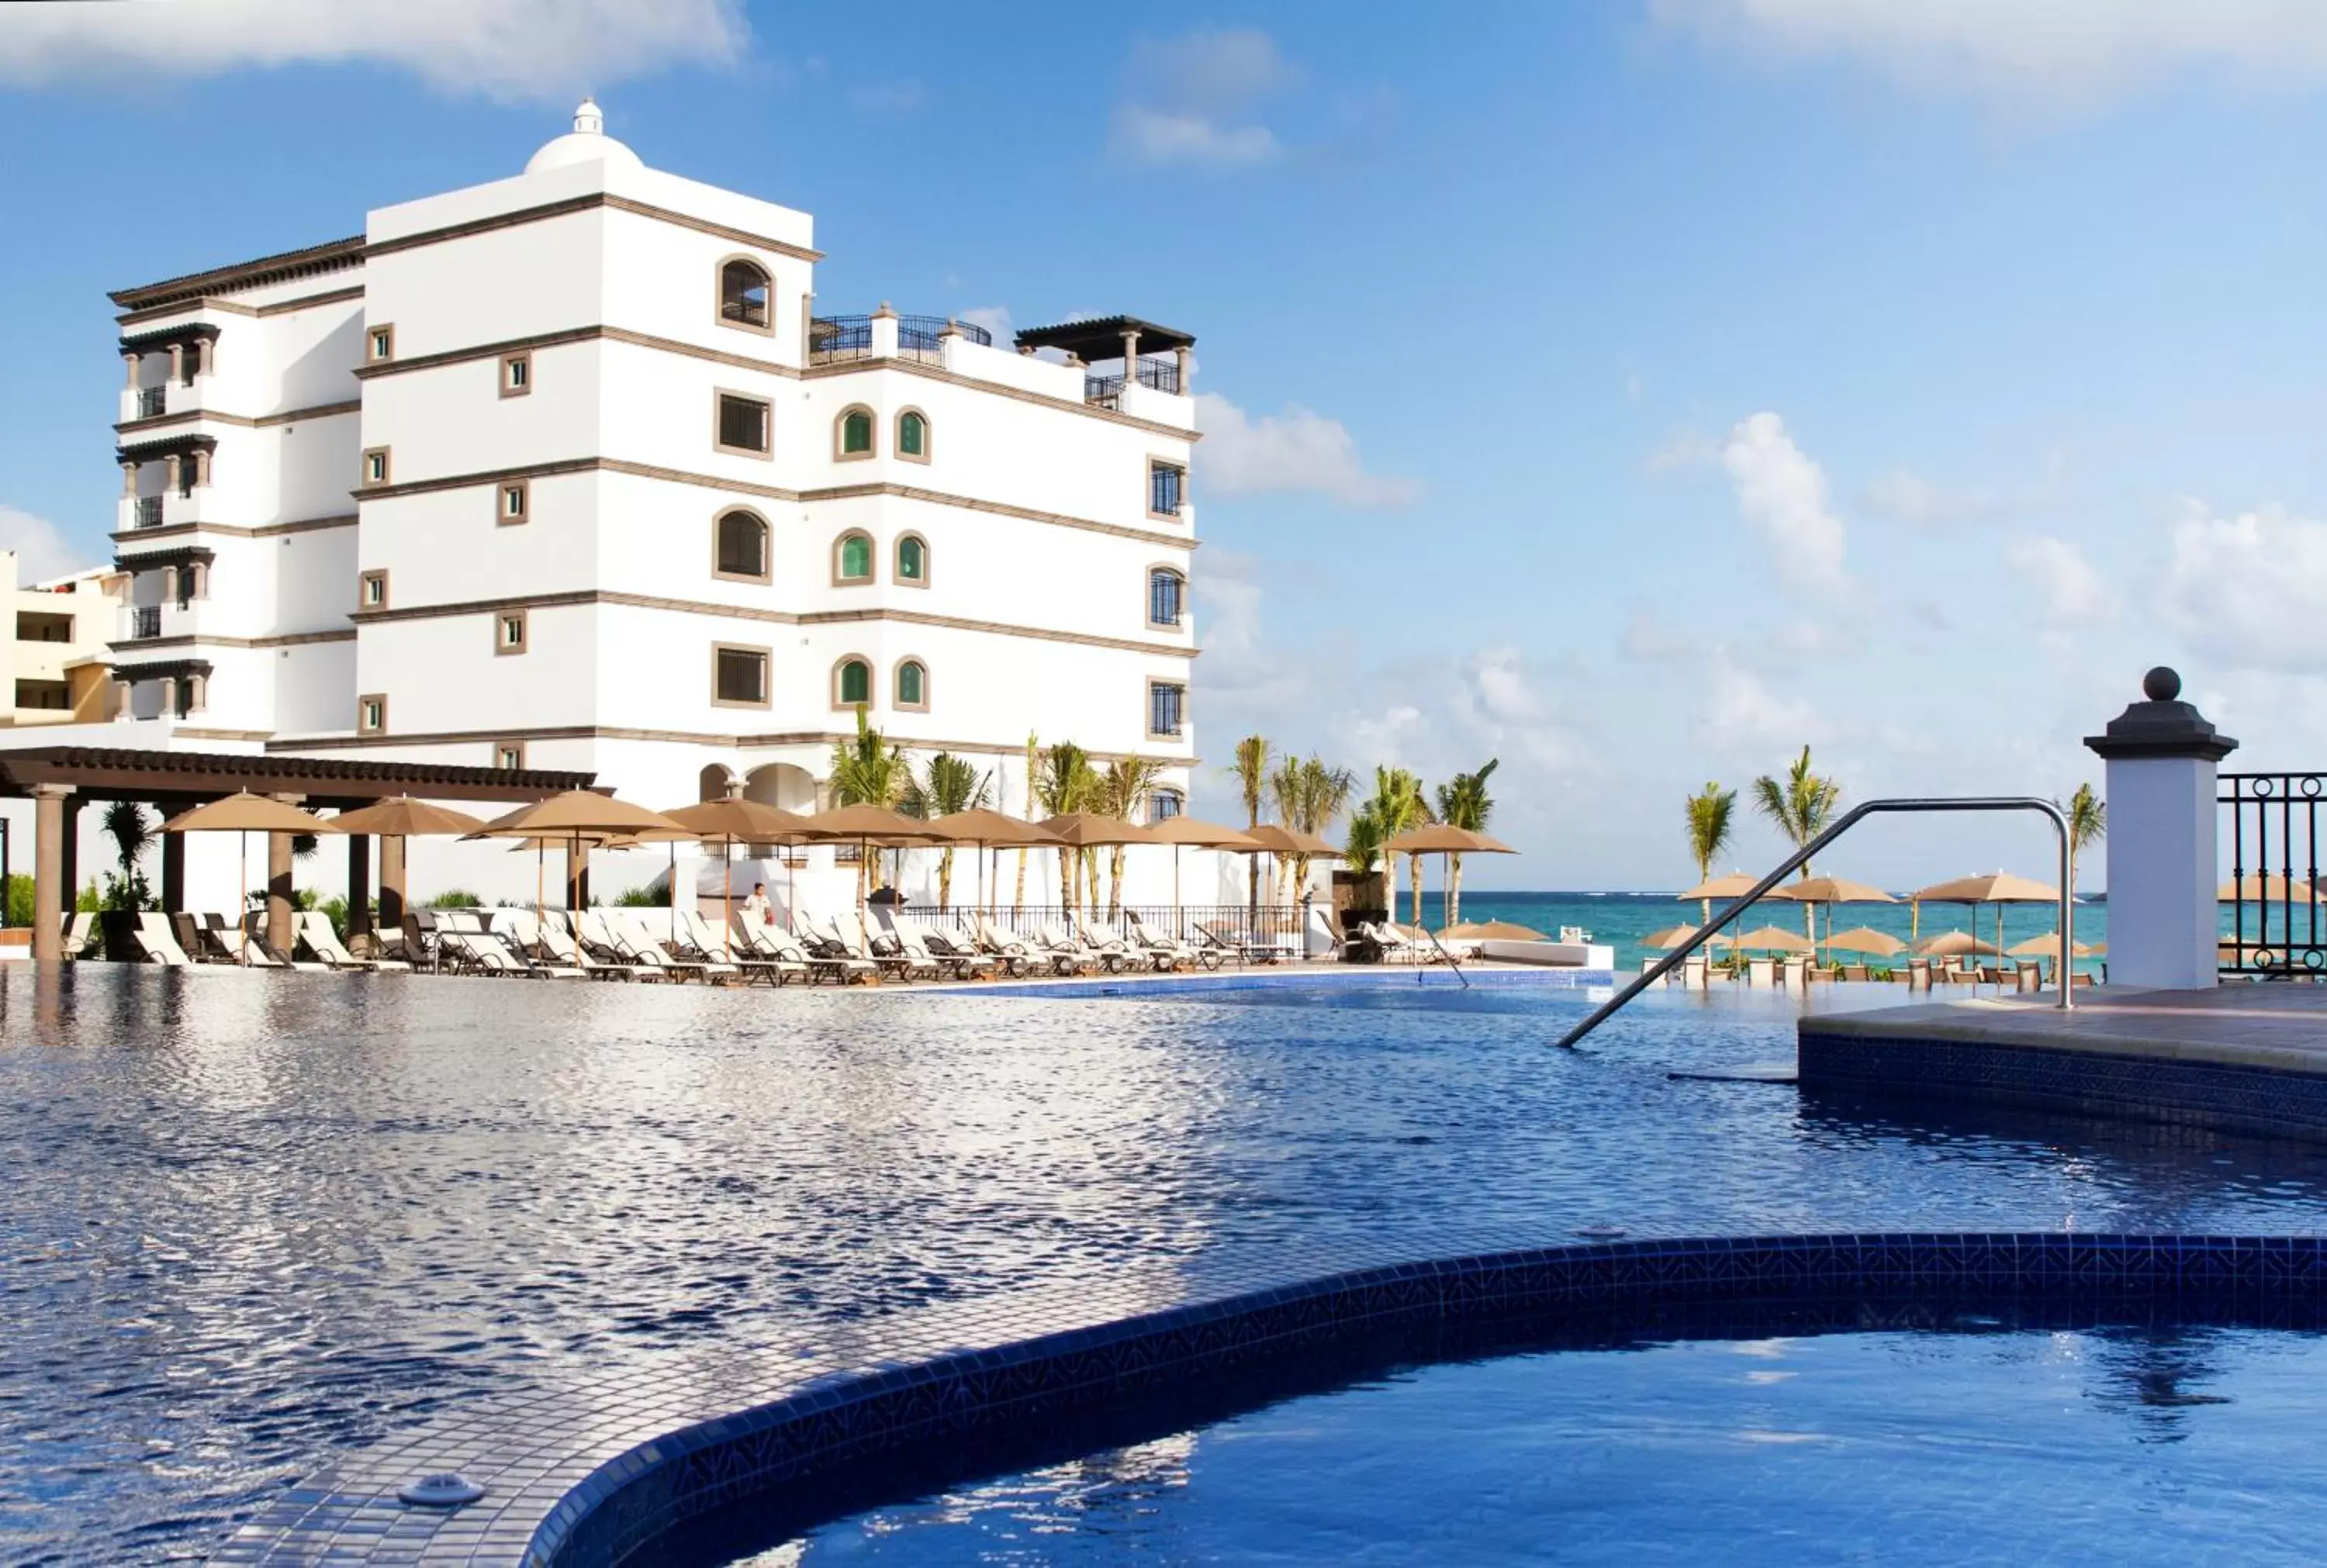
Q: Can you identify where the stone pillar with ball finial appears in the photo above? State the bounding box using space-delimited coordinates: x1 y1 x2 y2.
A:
2084 667 2239 990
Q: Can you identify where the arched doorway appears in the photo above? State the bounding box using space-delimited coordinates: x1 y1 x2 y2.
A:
699 762 736 802
742 763 818 858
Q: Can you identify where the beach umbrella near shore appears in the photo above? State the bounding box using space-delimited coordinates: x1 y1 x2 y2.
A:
1781 874 1895 965
1728 924 1814 954
1825 927 1907 958
1914 929 2000 958
1914 870 2060 964
1639 923 1702 950
662 796 815 956
1245 824 1341 910
1441 919 1547 943
795 803 949 922
1385 824 1516 933
921 808 1062 920
1140 817 1261 931
160 793 343 965
2218 872 2322 903
468 790 693 934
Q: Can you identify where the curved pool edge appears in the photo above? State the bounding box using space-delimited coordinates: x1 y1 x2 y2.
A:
515 1232 2327 1568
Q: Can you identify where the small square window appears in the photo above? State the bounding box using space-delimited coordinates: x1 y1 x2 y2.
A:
500 352 531 398
500 480 529 525
493 741 527 771
715 391 772 457
495 610 528 656
367 325 394 363
713 644 770 706
362 447 391 487
358 693 387 734
1147 680 1186 739
358 569 389 610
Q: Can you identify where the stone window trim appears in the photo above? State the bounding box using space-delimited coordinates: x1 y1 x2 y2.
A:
358 568 389 611
494 607 529 657
831 654 875 712
500 351 532 398
892 656 930 713
712 507 773 585
713 388 774 459
1149 786 1186 822
362 447 392 488
1146 678 1188 741
358 692 389 735
1147 458 1188 521
832 529 876 586
715 254 776 337
1146 562 1187 630
834 404 877 462
498 478 531 526
711 641 773 709
367 323 395 364
894 531 931 589
492 739 528 771
894 406 931 465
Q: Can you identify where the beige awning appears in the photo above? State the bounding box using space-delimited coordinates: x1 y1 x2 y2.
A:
328 796 490 838
1639 923 1703 949
794 803 950 844
1677 872 1803 901
920 808 1063 848
1442 919 1548 941
660 797 815 842
162 791 341 835
2007 931 2101 958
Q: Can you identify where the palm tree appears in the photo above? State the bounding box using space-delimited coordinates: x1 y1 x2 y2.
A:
1685 782 1737 923
828 708 910 908
99 800 154 911
1226 734 1274 910
1433 759 1499 927
1034 741 1098 914
1752 746 1841 941
1098 756 1164 917
1014 730 1037 915
1283 756 1355 903
901 753 990 910
1356 766 1428 922
2065 782 2106 894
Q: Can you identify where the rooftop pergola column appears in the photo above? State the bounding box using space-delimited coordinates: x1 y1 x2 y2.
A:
1119 326 1140 388
266 793 303 955
123 351 140 390
29 784 73 963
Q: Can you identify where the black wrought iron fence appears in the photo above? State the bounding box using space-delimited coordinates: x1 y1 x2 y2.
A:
2220 772 2327 974
811 313 991 365
1134 356 1180 393
904 901 1307 949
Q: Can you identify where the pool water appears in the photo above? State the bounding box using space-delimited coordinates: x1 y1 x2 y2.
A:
772 1326 2327 1566
9 967 2327 1561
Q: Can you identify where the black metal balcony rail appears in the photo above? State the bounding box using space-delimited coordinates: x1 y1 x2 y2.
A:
133 385 166 419
130 606 162 640
2220 772 2327 975
1136 356 1181 393
809 314 993 365
132 496 164 529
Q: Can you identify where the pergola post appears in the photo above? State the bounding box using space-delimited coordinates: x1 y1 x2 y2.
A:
31 784 72 962
568 841 590 911
58 796 79 915
266 793 302 955
347 833 372 938
379 834 406 938
161 829 185 913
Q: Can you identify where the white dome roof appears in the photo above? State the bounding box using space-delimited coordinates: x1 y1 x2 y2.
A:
526 99 644 176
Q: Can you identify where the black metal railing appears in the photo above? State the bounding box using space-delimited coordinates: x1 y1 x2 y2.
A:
1136 356 1180 393
810 313 992 365
134 385 166 418
133 496 164 529
2220 772 2327 975
904 901 1305 950
130 606 161 640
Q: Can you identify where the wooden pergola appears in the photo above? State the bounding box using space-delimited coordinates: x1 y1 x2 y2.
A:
0 746 595 962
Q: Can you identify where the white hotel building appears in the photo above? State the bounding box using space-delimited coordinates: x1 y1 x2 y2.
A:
44 104 1203 905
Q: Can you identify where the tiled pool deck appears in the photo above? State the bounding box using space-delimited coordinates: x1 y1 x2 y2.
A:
1800 983 2327 1140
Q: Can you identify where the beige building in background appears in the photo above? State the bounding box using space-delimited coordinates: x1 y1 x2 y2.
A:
2 552 120 726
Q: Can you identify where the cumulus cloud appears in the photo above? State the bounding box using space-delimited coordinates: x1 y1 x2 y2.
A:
2007 534 2114 625
1113 29 1291 165
1648 0 2327 108
1693 660 1831 754
2162 504 2327 672
0 0 747 102
1860 468 2031 527
1195 392 1419 507
0 505 87 584
1720 412 1851 596
956 306 1012 343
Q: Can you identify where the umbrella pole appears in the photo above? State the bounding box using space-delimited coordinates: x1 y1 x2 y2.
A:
238 830 248 965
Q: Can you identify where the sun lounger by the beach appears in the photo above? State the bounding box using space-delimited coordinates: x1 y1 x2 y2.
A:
296 910 411 972
738 920 863 984
60 912 100 960
129 912 193 966
1191 920 1278 967
888 915 994 979
829 914 933 982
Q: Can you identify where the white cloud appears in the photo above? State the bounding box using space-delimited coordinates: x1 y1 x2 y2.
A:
1860 468 2029 527
1693 660 1831 754
1195 392 1419 507
0 506 87 585
1113 29 1291 166
2007 534 2114 625
1720 412 1851 597
957 306 1012 344
1648 0 2327 108
0 0 747 102
1619 610 1699 665
2162 504 2327 672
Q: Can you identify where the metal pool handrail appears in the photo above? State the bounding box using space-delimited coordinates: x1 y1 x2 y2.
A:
1421 924 1469 988
1554 796 2074 1052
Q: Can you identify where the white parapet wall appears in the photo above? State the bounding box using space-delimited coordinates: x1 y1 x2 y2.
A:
2086 667 2239 992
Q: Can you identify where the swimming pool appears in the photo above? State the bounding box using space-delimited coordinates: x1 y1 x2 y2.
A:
7 966 2327 1562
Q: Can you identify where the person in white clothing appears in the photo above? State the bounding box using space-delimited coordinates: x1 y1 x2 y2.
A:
740 882 772 926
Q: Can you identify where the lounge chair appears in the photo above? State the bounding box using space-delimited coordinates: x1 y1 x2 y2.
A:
576 910 676 979
829 914 933 982
1679 954 1710 989
1038 920 1120 973
678 910 790 985
1193 920 1280 967
923 917 1018 976
1746 957 1775 986
739 920 865 984
487 910 587 979
888 915 994 980
60 912 102 960
1841 964 1871 983
614 909 735 983
129 912 194 966
296 910 412 972
1128 913 1222 972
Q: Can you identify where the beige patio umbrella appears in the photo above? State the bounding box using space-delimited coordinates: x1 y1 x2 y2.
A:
1036 813 1157 923
331 799 492 945
795 802 950 920
1385 823 1516 931
1729 924 1814 954
1142 817 1260 931
1914 870 2061 962
1443 919 1547 942
662 796 817 956
469 790 693 931
1914 929 2000 958
1783 874 1896 964
919 807 1062 924
160 793 343 965
1640 923 1701 950
1677 871 1805 926
1825 927 1907 958
2218 872 2322 903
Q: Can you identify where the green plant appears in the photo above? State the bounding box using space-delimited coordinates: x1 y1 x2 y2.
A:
4 873 33 927
614 884 668 907
2065 782 2106 893
428 889 482 909
1350 766 1426 916
75 884 102 914
1434 759 1499 927
1097 755 1163 918
903 752 991 910
1034 740 1100 914
1685 781 1737 923
98 801 155 911
1271 755 1354 901
1226 734 1274 908
829 706 912 903
319 896 375 941
1753 746 1842 940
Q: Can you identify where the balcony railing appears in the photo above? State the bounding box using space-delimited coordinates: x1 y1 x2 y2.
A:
133 496 164 529
133 385 166 419
808 313 993 366
904 902 1306 950
130 606 162 641
1084 356 1181 407
2221 772 2327 974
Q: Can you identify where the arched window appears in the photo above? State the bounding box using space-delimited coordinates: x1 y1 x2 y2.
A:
895 534 928 585
1148 567 1184 627
834 531 873 584
895 658 928 710
896 409 929 461
836 406 875 459
714 509 769 581
718 258 771 330
1150 788 1185 822
835 657 873 708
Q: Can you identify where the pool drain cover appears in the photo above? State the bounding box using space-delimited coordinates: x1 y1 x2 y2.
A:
399 1472 486 1508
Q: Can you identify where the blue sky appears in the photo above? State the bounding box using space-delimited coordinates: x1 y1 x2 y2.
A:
6 1 2327 887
